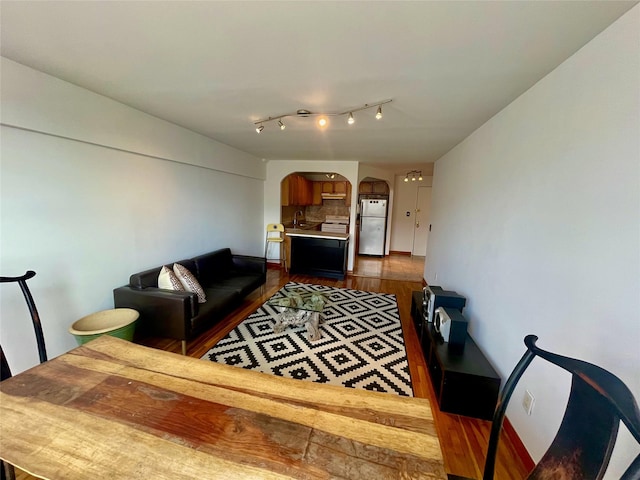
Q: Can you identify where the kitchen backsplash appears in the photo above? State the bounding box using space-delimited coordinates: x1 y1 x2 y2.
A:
281 201 350 224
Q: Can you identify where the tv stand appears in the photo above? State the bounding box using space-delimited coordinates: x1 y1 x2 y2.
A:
411 291 500 420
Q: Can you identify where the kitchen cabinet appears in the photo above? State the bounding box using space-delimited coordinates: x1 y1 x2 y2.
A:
282 174 313 206
312 182 323 205
288 233 349 280
359 181 389 195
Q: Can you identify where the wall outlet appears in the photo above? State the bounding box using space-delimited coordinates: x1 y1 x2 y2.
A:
522 389 535 416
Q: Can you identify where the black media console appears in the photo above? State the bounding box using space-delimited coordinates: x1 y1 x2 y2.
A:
411 291 500 420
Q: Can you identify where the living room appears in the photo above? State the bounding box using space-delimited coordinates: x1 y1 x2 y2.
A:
1 2 638 478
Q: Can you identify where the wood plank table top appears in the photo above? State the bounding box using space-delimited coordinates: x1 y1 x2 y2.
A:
0 336 446 479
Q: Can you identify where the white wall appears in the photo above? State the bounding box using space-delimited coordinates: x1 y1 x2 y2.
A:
425 6 639 477
264 160 359 270
390 175 433 253
0 59 265 375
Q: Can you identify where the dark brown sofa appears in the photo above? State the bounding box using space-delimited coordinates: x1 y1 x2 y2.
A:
113 248 266 354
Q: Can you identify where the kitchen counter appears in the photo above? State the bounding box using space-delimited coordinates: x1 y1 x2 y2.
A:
286 231 350 279
286 229 349 241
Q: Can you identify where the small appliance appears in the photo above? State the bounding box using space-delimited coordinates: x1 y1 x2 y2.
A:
321 215 349 233
434 307 469 353
422 285 466 324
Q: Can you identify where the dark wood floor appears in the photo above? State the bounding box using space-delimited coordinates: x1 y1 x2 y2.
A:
16 255 530 480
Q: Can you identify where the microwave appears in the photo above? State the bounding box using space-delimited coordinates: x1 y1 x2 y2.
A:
422 285 466 324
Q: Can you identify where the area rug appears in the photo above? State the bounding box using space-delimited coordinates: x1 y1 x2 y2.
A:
201 282 413 397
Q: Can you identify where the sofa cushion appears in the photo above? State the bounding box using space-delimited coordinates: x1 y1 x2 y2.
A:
173 263 206 303
129 258 197 289
158 266 185 291
192 248 234 286
209 273 264 298
191 287 239 334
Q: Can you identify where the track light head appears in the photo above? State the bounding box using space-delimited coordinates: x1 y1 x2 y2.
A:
256 125 264 133
403 170 423 184
375 105 383 120
347 112 355 125
278 120 285 130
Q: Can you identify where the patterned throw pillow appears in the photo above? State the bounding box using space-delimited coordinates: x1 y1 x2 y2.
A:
173 263 207 303
158 266 185 291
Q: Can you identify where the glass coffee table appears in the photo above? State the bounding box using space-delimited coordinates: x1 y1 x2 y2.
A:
267 288 327 341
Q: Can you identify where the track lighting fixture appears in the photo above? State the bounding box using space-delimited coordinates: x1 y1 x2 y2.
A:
325 173 336 179
404 170 423 183
253 99 391 133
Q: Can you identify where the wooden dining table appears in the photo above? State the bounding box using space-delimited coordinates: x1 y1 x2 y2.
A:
0 336 446 479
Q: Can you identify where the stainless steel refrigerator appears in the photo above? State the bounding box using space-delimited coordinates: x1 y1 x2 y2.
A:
359 199 387 255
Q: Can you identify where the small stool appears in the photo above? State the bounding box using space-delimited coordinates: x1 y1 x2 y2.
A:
265 223 287 271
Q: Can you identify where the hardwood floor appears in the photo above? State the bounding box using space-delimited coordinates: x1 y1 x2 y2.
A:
15 254 530 479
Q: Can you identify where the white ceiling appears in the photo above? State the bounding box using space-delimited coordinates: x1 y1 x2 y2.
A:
1 1 636 173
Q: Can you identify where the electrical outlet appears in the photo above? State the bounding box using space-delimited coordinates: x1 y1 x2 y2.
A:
522 390 535 416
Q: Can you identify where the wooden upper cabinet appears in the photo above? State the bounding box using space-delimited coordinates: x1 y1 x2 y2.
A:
282 174 314 206
281 176 291 206
373 181 389 194
359 182 373 194
312 182 323 205
345 182 352 206
333 182 347 194
359 181 389 195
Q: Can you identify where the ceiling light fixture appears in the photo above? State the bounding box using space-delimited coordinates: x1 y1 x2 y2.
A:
326 173 336 179
253 99 391 133
404 170 423 183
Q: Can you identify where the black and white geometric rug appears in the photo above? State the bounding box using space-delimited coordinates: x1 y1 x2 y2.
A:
201 282 413 397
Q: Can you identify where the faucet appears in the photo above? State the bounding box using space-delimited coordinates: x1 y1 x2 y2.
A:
293 210 303 227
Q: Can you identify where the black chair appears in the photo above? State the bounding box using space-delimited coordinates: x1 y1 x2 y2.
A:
449 335 640 480
1 270 48 480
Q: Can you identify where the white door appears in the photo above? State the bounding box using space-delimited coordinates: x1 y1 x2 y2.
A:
412 186 432 256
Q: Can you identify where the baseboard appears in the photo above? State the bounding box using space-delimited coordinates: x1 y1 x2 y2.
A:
389 250 411 256
503 416 535 472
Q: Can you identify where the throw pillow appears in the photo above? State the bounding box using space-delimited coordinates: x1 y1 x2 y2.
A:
158 266 185 291
173 263 207 303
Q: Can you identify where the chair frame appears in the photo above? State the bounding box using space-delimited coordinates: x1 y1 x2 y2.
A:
265 223 287 272
1 270 47 480
481 335 640 480
0 270 47 368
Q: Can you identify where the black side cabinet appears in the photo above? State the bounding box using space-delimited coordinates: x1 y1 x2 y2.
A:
289 235 349 280
411 291 500 420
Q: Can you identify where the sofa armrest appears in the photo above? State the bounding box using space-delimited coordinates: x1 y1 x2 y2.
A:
113 286 198 341
231 255 267 274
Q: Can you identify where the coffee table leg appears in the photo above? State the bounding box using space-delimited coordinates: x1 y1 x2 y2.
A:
306 312 321 341
273 309 286 333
